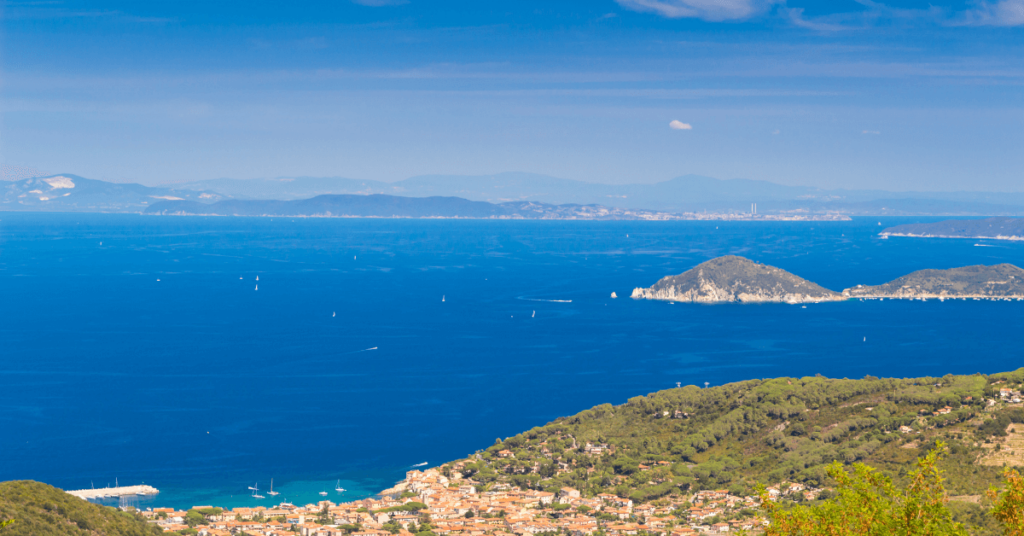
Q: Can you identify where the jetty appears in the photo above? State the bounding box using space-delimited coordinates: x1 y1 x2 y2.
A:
66 485 159 500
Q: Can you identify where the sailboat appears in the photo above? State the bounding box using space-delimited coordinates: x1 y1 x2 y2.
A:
335 480 345 492
268 478 279 496
255 284 258 291
442 295 445 302
319 488 328 496
531 310 535 318
252 483 265 499
332 312 336 317
256 275 259 281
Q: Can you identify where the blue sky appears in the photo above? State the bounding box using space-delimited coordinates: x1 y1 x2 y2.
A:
1 0 1022 190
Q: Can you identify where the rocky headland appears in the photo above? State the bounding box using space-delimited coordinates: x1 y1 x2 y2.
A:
843 264 1024 300
630 255 844 304
632 256 1024 304
881 217 1024 241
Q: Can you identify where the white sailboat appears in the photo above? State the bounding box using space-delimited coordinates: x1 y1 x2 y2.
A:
332 312 336 317
256 275 259 281
252 483 264 499
335 480 345 492
442 295 445 302
268 478 279 496
319 488 328 496
255 284 258 291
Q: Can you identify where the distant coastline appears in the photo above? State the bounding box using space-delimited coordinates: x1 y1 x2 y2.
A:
882 232 1024 241
145 211 852 222
881 217 1024 241
143 194 852 221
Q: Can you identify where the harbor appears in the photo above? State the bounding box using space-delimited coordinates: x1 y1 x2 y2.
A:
66 484 159 500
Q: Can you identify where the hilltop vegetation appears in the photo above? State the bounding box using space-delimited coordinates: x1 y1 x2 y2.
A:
844 264 1024 299
445 370 1024 504
0 480 161 536
633 255 1024 303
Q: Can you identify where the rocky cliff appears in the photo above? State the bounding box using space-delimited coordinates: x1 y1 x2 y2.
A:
631 256 844 304
843 264 1024 299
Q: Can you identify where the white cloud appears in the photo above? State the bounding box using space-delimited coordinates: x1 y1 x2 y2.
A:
959 0 1024 26
862 130 881 135
772 129 781 135
351 0 408 6
784 8 853 31
615 0 778 21
619 0 1022 30
669 120 693 130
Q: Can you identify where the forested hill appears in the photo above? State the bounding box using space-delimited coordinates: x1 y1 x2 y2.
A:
0 480 161 535
445 370 1024 501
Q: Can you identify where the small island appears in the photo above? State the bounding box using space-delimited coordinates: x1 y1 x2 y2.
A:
633 257 1024 304
881 217 1024 241
843 264 1024 300
630 256 844 304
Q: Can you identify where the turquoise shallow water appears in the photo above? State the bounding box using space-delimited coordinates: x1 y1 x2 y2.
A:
2 213 1023 509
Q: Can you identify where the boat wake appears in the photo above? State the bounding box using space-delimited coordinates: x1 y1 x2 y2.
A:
411 462 428 467
517 297 572 303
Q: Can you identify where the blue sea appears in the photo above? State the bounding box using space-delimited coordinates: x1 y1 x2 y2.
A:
3 213 1024 509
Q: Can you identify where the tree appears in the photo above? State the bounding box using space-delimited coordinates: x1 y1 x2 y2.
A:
184 510 206 527
989 468 1024 536
759 443 967 536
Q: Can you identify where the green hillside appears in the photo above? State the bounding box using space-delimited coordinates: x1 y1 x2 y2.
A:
448 370 1024 502
0 480 161 536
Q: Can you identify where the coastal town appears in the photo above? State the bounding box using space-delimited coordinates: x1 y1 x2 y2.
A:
142 467 804 536
134 380 1024 536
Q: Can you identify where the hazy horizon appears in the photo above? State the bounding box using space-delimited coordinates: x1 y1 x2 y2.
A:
2 1 1022 191
9 170 1024 195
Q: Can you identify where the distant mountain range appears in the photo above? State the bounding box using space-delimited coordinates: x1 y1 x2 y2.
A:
1 174 222 212
166 172 1024 216
5 172 1024 217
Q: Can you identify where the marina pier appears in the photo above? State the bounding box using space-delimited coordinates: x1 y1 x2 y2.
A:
66 485 159 500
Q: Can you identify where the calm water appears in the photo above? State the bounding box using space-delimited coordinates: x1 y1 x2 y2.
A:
2 213 1023 509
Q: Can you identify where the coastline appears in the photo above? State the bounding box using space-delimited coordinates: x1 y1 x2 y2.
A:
845 294 1024 301
880 232 1024 241
630 286 847 304
144 211 853 222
